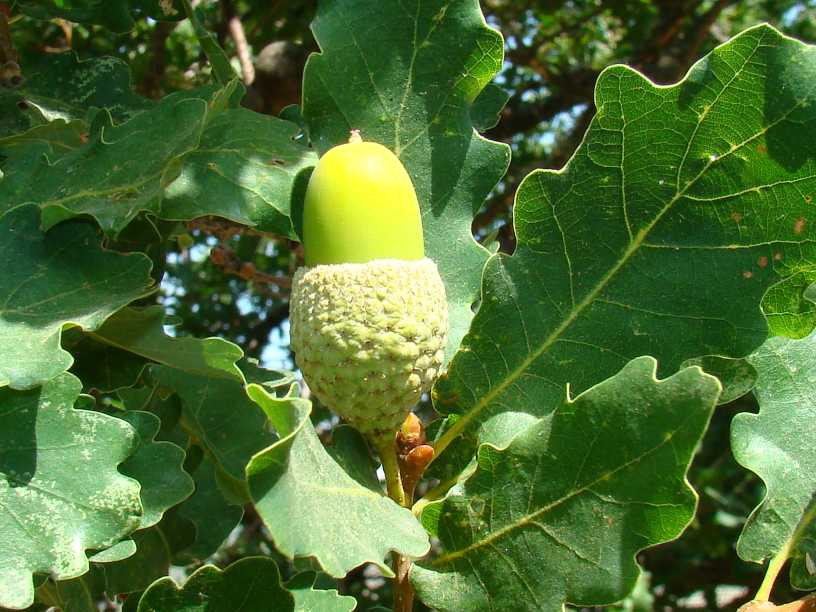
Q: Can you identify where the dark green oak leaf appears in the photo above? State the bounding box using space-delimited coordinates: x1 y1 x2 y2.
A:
0 120 86 162
0 205 154 390
86 306 244 382
285 572 356 612
0 91 208 232
117 411 194 529
302 0 511 360
325 424 381 492
432 24 816 465
136 556 295 612
68 336 148 393
2 76 312 236
412 357 720 611
19 0 184 33
152 366 276 485
162 108 317 236
0 52 151 140
0 374 142 610
246 385 429 578
174 450 244 565
733 329 816 590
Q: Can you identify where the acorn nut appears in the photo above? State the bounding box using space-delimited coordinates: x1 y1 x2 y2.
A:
290 131 448 443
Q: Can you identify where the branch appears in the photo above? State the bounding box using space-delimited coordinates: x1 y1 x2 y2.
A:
142 20 175 97
677 0 734 78
0 7 20 86
221 0 255 85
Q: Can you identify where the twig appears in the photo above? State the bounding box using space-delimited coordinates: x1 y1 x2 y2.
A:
222 0 255 85
209 245 291 290
754 500 816 602
0 7 20 86
755 545 791 602
373 435 415 612
0 8 16 64
143 21 174 97
375 437 406 507
677 0 733 78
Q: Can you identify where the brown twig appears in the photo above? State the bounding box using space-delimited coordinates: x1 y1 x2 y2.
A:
221 0 255 84
0 7 20 86
0 7 16 63
142 20 175 97
676 0 733 79
209 245 291 290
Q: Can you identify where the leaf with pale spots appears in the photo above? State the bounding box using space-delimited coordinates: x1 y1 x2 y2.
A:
302 0 511 360
0 373 142 610
0 205 155 391
733 329 816 590
433 24 816 467
0 52 152 142
37 510 198 607
412 358 720 611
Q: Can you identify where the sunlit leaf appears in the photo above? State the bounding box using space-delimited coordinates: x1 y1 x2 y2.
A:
412 358 720 610
246 385 429 578
733 329 816 590
0 205 154 390
302 0 511 359
0 374 142 609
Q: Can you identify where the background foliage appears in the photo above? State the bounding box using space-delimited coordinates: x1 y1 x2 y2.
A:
1 1 815 610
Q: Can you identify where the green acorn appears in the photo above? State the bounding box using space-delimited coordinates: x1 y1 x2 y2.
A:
290 131 447 444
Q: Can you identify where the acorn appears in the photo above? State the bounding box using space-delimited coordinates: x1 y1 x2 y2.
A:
290 131 447 444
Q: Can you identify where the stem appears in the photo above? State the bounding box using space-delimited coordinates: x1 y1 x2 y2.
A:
376 437 406 507
0 9 17 66
222 0 255 84
755 544 791 602
755 499 816 602
392 551 415 612
373 436 414 612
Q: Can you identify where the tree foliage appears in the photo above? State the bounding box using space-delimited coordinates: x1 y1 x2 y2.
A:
1 1 815 611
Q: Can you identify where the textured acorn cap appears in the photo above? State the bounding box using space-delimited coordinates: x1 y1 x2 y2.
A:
290 258 447 441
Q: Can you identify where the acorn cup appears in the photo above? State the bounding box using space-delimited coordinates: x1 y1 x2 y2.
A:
290 131 448 446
